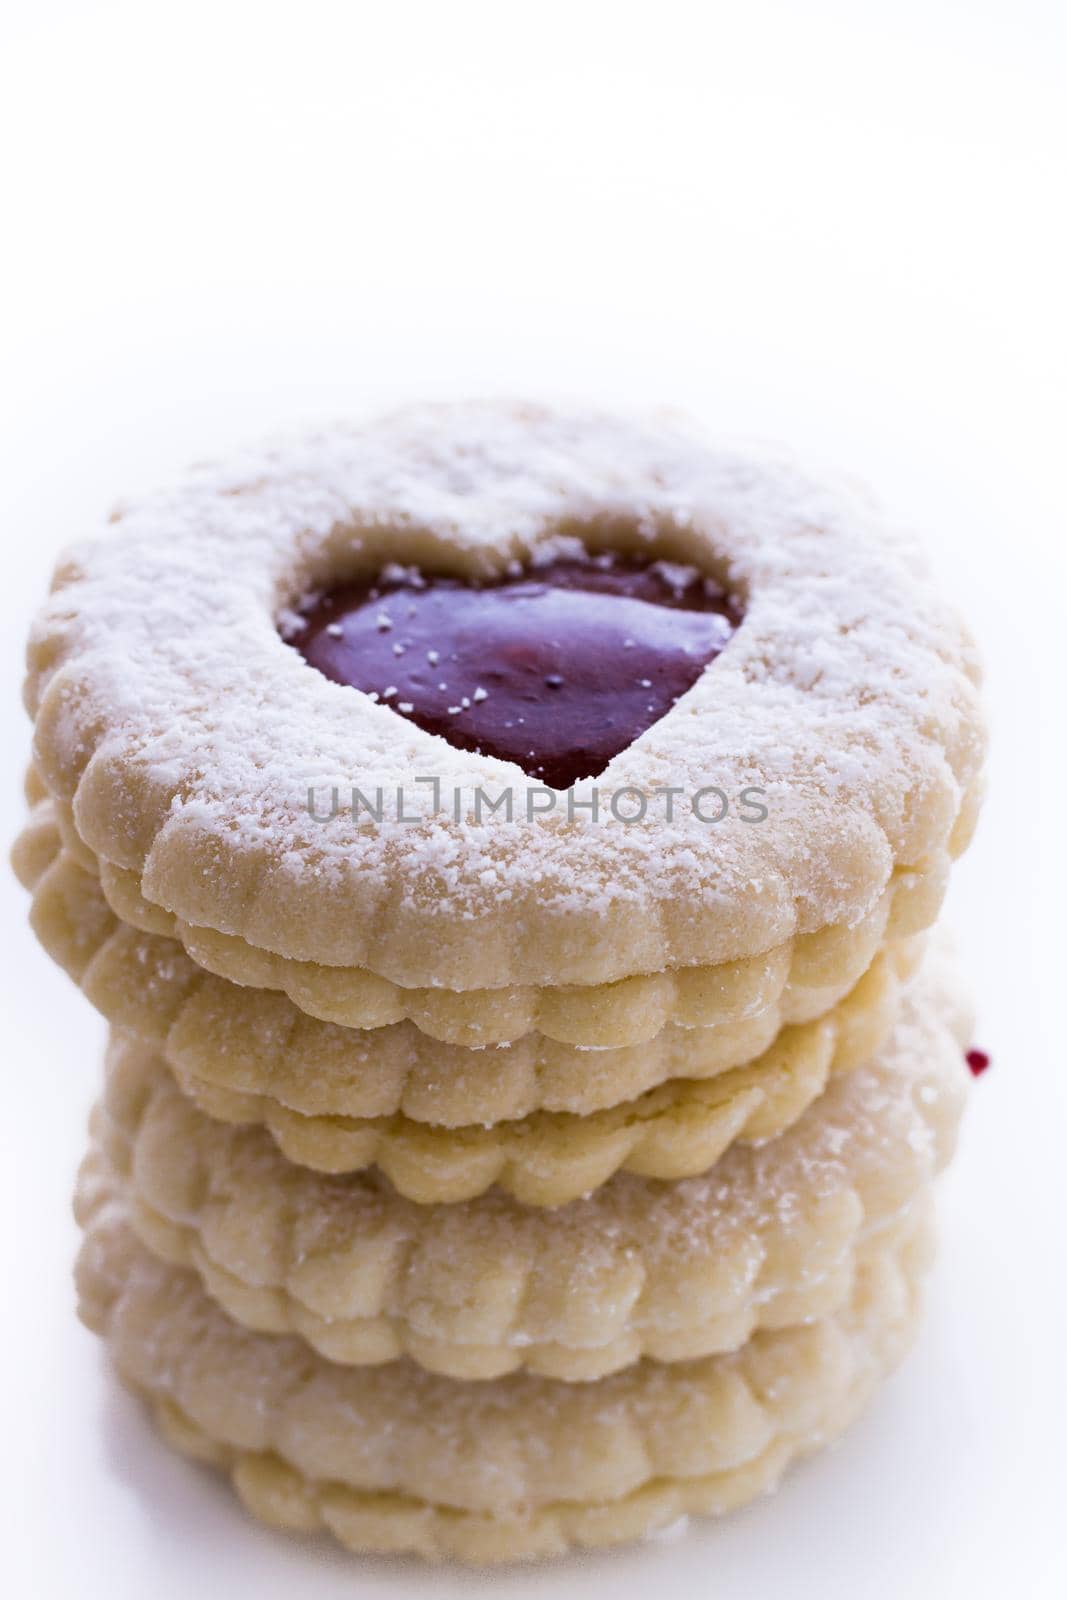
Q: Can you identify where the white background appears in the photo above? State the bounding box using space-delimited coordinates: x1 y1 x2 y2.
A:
2 2 1065 1596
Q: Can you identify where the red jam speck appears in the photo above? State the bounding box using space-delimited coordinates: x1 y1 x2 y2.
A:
965 1048 991 1078
287 554 741 788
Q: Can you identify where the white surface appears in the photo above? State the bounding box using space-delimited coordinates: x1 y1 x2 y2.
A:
1 2 1065 1596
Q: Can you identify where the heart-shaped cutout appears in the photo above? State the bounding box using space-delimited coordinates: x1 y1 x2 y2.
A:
287 553 741 788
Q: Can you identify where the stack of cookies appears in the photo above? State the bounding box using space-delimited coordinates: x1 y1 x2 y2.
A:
13 405 986 1563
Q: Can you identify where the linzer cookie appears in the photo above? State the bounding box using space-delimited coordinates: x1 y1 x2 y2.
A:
81 958 968 1378
76 1191 932 1564
25 403 983 1008
82 937 914 1203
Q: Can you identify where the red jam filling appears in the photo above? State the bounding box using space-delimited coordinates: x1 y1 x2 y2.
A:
287 554 741 788
965 1048 991 1079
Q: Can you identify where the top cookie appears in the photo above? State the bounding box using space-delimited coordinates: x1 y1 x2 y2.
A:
26 403 985 991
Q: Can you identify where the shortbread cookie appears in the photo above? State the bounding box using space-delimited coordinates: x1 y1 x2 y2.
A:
76 1186 931 1563
81 960 968 1375
82 909 921 1203
27 404 984 1003
18 793 946 1048
83 943 906 1201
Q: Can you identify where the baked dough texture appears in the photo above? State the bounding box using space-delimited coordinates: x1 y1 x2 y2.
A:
80 963 968 1377
76 1187 931 1563
25 403 986 994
